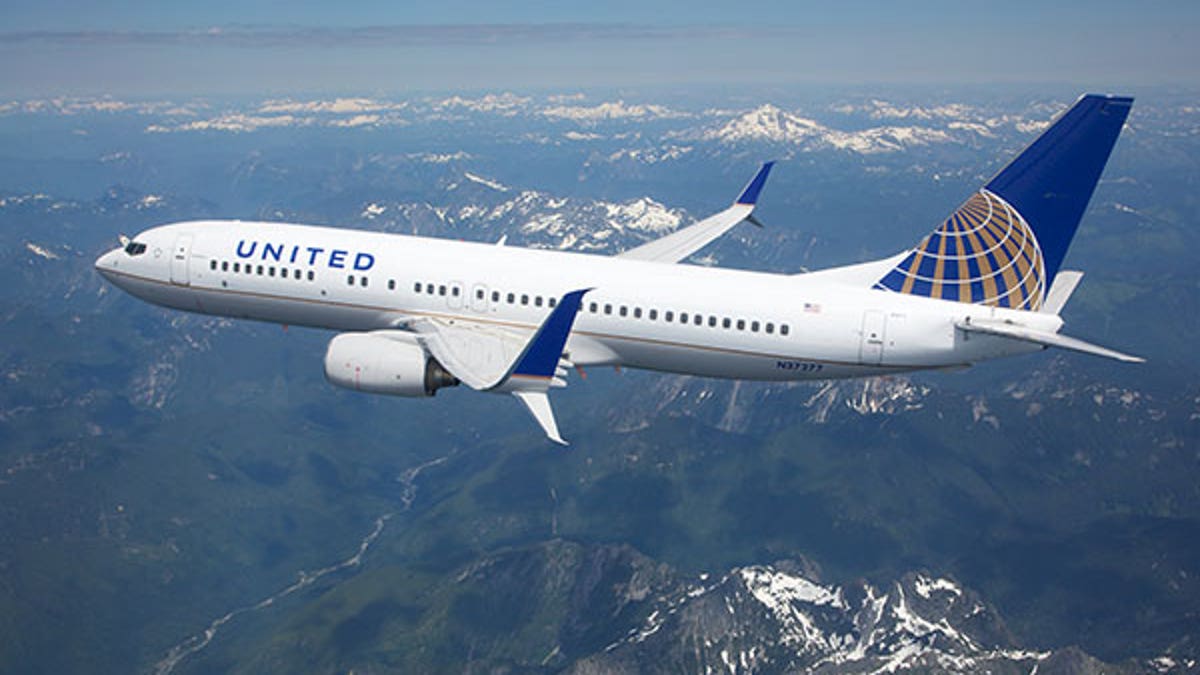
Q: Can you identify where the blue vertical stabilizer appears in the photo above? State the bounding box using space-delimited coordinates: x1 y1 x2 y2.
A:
985 94 1132 283
875 94 1132 311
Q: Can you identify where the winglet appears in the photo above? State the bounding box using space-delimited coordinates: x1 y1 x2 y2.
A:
510 289 591 379
513 391 567 445
735 161 775 205
617 163 774 263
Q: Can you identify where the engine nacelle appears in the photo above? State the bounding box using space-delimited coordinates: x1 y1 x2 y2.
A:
324 332 458 397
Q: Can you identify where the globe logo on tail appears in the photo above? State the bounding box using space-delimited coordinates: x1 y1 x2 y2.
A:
874 189 1046 311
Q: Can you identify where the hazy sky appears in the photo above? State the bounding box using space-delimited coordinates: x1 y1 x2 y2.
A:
1 1 1196 96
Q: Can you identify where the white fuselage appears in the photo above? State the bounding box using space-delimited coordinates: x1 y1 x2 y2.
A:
95 220 1055 382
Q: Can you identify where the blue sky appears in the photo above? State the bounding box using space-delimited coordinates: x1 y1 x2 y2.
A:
1 1 1196 96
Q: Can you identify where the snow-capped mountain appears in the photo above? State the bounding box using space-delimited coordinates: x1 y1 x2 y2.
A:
829 100 978 121
577 562 1080 674
542 100 687 123
355 170 687 253
689 104 953 154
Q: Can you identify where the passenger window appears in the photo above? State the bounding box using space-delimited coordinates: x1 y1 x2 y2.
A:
307 270 314 281
781 325 790 336
604 304 612 315
507 293 515 303
347 275 354 285
549 298 557 308
209 260 217 271
257 265 264 275
736 319 745 330
708 316 717 327
222 261 229 272
414 282 422 293
426 283 435 294
452 287 459 297
679 312 688 323
619 306 628 317
723 318 731 329
476 288 484 300
633 307 642 319
766 322 774 334
751 321 760 332
361 277 368 287
665 311 673 322
438 285 446 296
389 280 396 291
492 291 500 302
233 262 240 272
535 296 543 307
589 302 598 313
649 309 657 320
521 294 529 305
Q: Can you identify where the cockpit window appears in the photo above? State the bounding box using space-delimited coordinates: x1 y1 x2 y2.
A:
124 241 147 256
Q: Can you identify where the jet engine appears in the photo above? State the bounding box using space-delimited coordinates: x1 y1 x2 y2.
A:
324 332 458 397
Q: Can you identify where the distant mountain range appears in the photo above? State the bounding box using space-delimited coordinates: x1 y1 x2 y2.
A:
1 89 1198 674
2 93 1066 156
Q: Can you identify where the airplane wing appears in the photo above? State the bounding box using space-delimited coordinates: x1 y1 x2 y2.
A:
617 162 774 264
410 289 592 444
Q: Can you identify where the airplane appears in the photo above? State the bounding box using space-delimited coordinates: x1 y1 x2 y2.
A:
95 94 1140 444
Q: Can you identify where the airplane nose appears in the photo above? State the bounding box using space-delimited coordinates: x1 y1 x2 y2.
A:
94 249 119 281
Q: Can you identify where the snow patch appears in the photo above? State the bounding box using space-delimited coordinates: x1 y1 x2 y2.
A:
25 242 60 260
361 203 387 219
563 130 603 141
432 92 530 115
463 172 510 192
147 114 309 133
543 100 683 122
602 197 682 233
606 145 693 164
740 567 844 609
913 575 962 599
408 151 471 163
329 114 381 128
258 98 397 114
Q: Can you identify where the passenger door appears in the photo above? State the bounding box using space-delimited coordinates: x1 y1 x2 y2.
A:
859 310 887 365
170 234 193 285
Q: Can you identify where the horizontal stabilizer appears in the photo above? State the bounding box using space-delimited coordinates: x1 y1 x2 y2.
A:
956 318 1143 363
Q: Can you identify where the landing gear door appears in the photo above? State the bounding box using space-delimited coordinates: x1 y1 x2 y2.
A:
859 310 887 365
170 234 193 286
